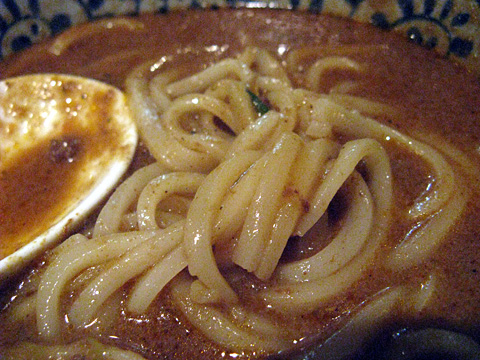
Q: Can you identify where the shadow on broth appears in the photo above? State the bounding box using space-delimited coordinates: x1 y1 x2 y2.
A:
1 7 480 360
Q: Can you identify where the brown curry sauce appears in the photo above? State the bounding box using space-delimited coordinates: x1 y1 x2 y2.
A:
0 9 479 359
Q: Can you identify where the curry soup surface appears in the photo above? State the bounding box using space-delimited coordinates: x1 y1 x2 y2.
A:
1 9 480 360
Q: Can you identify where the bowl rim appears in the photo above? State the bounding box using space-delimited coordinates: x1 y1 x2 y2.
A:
0 0 479 72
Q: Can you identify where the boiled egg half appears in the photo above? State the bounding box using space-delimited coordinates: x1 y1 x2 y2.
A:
0 74 137 281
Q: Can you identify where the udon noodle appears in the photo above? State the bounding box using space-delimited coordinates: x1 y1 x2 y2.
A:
1 10 480 360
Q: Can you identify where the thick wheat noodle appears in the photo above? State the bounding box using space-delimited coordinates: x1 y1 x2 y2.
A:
49 18 145 56
306 56 363 92
148 68 177 112
261 139 392 314
170 274 294 353
328 93 400 119
94 163 167 237
254 76 297 130
128 244 188 314
254 201 299 280
184 150 262 304
386 179 467 270
161 94 234 159
165 58 254 97
155 195 192 228
36 230 162 339
311 97 454 219
212 156 268 241
5 295 37 323
285 44 389 74
68 222 184 327
412 130 480 182
254 138 338 279
126 68 218 171
224 111 282 158
136 172 205 230
206 79 257 131
239 47 291 85
295 138 392 236
276 172 374 282
233 133 302 273
78 49 150 75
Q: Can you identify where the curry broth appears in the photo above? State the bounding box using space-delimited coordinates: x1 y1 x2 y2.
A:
0 9 480 359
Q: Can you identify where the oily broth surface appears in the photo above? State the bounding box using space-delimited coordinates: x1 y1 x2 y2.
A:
1 9 480 359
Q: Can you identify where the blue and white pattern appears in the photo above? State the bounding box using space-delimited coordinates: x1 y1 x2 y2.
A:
368 0 475 57
0 0 479 69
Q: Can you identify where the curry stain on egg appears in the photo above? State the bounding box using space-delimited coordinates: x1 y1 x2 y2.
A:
0 74 137 279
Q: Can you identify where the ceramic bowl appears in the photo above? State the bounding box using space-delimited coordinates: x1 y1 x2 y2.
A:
1 0 479 72
0 1 479 359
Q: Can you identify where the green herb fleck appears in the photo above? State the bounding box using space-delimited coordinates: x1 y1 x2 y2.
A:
246 89 270 116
